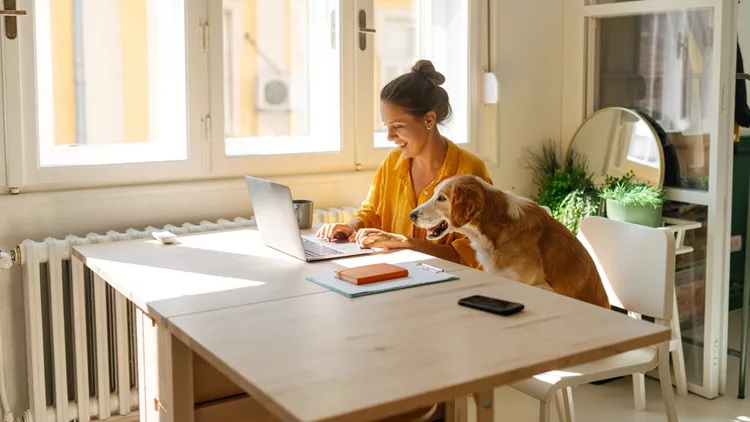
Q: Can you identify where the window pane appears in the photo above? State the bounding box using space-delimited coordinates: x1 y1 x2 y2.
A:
592 9 714 190
35 0 188 167
663 201 709 386
222 0 341 156
373 0 468 149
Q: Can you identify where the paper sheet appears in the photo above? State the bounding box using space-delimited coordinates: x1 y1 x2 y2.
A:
306 261 458 298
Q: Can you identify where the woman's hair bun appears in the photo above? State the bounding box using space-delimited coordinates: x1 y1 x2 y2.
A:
410 59 446 86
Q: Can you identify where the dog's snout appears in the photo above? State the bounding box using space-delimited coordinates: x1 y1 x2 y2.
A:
409 209 419 222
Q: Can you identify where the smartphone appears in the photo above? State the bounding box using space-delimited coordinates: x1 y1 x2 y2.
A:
458 295 525 316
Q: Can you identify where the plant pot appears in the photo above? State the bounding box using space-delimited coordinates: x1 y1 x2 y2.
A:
605 199 663 228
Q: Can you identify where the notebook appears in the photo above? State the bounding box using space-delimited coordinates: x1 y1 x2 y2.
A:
335 263 409 285
307 261 458 298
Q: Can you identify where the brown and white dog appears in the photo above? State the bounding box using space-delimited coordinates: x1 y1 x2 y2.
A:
409 174 610 308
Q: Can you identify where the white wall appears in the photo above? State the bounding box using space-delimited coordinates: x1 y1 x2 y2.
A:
0 0 563 414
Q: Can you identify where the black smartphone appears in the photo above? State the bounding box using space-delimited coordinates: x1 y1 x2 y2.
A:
458 295 525 316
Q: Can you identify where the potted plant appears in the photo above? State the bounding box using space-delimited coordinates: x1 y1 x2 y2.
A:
524 140 600 234
599 170 665 228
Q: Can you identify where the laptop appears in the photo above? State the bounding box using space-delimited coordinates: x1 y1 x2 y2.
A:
245 176 374 262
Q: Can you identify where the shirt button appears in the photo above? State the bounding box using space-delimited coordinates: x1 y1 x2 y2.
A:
423 191 428 195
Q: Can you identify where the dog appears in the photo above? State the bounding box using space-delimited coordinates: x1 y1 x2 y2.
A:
409 174 610 309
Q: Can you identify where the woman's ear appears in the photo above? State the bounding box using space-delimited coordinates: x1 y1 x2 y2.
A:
424 111 437 130
449 183 482 228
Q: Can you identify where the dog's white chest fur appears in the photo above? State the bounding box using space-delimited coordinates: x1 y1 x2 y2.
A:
463 226 520 281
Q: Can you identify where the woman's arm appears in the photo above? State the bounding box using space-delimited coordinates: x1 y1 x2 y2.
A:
347 218 365 231
406 239 461 263
352 166 384 230
355 229 461 263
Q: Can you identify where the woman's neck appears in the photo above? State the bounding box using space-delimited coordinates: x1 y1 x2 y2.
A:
412 133 448 173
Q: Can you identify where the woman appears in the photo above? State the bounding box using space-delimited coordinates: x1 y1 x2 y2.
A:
317 60 492 268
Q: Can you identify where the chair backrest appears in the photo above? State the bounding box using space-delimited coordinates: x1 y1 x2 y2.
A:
577 216 675 320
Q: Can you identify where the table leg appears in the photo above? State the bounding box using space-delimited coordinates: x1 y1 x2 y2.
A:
446 397 469 422
472 391 494 422
172 335 195 422
136 309 194 422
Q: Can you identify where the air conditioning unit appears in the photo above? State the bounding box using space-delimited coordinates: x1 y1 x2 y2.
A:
256 75 293 111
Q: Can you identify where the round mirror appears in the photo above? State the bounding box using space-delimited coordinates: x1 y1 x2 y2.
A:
567 107 664 188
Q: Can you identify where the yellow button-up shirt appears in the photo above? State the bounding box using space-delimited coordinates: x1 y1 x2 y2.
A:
353 139 492 268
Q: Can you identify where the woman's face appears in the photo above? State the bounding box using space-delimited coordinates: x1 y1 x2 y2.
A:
380 101 434 158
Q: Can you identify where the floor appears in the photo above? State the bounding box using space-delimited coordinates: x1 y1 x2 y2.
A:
490 310 750 422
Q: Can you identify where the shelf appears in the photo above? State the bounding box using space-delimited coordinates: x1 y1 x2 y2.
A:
676 246 694 255
659 217 702 256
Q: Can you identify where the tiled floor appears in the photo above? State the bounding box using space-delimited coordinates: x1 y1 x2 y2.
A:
492 310 750 422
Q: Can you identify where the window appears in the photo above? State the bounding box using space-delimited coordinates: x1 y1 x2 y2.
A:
593 8 715 190
626 120 660 169
221 0 341 157
34 0 188 167
1 0 485 190
2 0 204 188
372 0 470 149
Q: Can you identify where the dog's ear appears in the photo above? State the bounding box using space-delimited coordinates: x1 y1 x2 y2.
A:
449 182 482 228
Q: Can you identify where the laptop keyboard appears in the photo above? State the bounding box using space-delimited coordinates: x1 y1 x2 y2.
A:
302 238 344 258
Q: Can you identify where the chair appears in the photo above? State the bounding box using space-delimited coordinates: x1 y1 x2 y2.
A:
509 216 678 422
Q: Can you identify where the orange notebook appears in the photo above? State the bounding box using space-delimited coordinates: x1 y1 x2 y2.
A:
335 263 409 285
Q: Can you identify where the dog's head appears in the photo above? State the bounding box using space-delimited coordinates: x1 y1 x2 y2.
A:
409 174 486 240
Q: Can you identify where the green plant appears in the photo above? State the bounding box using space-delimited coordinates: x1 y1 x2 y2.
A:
680 175 709 190
599 170 665 207
524 140 600 233
555 189 600 234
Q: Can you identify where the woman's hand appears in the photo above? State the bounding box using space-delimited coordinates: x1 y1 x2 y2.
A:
316 223 356 242
355 229 410 250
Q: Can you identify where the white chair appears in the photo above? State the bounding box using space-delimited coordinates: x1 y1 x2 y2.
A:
509 216 678 422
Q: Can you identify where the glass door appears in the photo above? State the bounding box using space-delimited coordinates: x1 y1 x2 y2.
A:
569 0 737 398
355 0 476 169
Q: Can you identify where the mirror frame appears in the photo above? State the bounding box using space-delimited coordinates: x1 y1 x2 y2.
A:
565 106 666 189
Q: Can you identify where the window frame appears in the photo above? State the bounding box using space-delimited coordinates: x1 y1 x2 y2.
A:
355 0 488 170
206 0 357 178
0 0 492 191
1 0 207 190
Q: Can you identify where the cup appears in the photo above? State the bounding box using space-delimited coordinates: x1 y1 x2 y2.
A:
293 199 314 230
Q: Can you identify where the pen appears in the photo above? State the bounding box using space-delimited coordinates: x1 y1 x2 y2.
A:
417 263 443 273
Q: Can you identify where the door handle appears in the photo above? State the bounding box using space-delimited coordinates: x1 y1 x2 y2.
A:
358 9 376 51
2 0 27 40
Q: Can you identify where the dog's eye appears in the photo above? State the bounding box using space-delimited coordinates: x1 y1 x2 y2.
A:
437 195 447 202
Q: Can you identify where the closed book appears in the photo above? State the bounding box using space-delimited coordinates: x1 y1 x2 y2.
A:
335 263 409 285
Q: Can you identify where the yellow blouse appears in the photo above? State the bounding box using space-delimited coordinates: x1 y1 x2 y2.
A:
353 139 492 268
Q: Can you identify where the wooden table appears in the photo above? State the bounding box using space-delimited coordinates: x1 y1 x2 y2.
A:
72 227 671 422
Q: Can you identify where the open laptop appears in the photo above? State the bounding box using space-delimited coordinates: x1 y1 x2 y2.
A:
245 176 374 262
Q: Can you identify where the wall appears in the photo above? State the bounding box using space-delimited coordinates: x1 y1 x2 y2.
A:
0 0 563 414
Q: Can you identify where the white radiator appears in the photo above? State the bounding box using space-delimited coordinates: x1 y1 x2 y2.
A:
0 208 355 422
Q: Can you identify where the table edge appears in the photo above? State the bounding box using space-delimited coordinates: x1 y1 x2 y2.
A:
170 320 670 422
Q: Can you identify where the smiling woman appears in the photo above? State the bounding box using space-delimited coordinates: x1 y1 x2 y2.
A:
316 60 492 268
